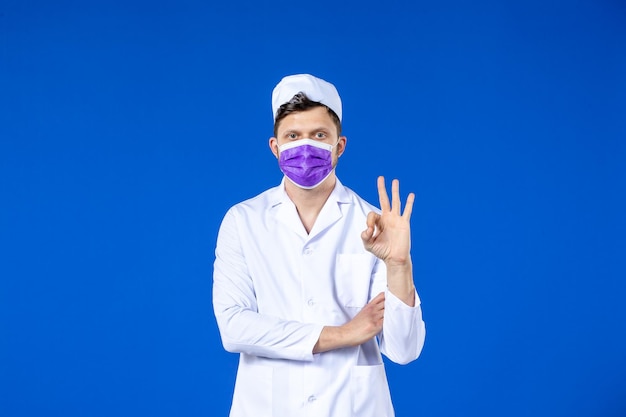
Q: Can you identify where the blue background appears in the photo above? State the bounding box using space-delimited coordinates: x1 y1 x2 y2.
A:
1 0 625 416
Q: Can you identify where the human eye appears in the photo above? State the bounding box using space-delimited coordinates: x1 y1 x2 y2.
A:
315 132 327 139
286 132 298 140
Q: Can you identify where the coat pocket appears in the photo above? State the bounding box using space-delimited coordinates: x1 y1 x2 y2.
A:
335 253 373 308
350 364 395 417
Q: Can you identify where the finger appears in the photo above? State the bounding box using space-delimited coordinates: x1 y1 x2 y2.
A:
377 176 390 212
391 179 401 215
402 192 415 220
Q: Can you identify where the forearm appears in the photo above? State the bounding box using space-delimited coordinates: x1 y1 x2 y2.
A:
386 260 416 307
313 291 386 354
313 326 350 354
313 323 368 354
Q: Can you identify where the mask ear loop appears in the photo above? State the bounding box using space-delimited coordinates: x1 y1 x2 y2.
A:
332 138 344 157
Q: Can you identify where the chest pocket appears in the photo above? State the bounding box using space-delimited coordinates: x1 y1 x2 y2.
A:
335 253 374 308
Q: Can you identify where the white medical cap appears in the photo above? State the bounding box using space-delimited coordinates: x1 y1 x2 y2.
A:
271 74 342 121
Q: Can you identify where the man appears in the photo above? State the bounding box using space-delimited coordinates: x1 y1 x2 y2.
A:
213 74 426 417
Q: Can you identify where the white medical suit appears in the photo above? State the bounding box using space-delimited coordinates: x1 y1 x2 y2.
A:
213 178 426 417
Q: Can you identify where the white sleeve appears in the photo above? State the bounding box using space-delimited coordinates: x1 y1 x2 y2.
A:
371 259 426 364
212 208 323 361
379 288 426 365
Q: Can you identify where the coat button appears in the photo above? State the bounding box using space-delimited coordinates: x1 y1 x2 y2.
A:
304 247 312 255
307 299 315 306
307 395 316 402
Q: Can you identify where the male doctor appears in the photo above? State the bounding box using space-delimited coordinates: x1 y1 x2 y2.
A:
213 73 426 417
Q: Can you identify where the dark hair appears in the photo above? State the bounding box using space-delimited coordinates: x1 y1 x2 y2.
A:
273 92 342 137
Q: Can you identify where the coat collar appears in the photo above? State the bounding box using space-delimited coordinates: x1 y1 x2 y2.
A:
269 176 352 239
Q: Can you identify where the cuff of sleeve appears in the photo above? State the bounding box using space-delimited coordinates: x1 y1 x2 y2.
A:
302 324 325 361
381 289 426 364
385 288 421 310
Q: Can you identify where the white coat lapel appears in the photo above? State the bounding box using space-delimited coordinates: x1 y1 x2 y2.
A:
271 186 309 238
308 179 352 240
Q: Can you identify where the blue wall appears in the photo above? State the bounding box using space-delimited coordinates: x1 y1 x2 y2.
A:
2 0 625 416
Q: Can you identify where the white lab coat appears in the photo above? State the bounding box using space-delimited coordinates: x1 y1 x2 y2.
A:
213 178 426 417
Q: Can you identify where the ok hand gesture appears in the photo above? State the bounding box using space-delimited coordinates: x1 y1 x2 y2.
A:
361 176 415 267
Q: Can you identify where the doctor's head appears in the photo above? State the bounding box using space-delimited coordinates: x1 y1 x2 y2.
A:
269 74 347 189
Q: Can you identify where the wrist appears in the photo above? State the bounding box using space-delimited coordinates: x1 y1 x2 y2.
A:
384 258 412 271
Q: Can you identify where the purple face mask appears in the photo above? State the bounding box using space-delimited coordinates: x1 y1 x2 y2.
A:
278 139 335 189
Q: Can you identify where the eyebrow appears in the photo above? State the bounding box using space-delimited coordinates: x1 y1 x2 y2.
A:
282 126 332 136
282 129 300 137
